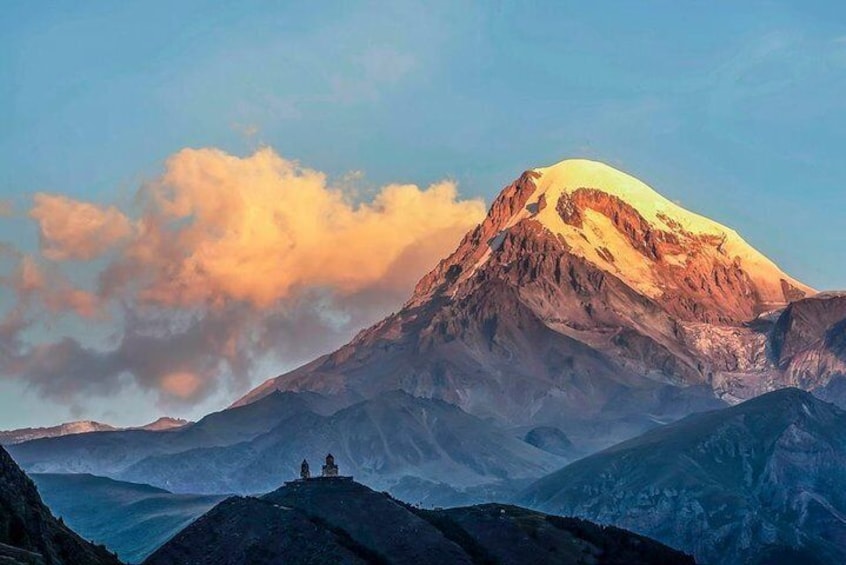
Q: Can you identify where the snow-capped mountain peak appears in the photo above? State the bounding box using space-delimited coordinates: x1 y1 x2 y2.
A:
413 158 812 323
523 159 813 305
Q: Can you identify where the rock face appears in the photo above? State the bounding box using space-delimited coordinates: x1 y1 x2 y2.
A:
235 159 836 450
0 446 121 565
144 477 693 565
518 388 846 565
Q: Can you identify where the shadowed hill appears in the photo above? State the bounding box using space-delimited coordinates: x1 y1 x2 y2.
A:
0 446 121 565
144 477 693 565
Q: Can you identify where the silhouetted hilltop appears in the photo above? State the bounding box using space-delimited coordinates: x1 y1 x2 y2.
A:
145 476 693 564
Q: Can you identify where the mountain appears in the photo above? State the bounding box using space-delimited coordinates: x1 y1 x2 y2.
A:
0 418 190 446
772 292 846 406
235 159 826 450
144 476 693 565
518 388 846 564
6 391 332 476
118 391 563 497
9 158 844 510
0 446 121 565
132 418 190 432
0 422 118 446
7 391 561 501
31 474 224 564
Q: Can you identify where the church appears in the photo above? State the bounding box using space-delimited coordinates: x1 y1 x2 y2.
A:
299 454 343 480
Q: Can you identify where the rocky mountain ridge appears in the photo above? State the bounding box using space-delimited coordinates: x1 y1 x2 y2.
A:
0 418 190 446
518 388 846 564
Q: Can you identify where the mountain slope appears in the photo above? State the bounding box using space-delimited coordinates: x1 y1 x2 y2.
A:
119 391 564 495
0 446 120 565
7 391 333 476
144 477 693 565
775 293 846 406
31 474 224 564
236 159 822 449
518 388 846 564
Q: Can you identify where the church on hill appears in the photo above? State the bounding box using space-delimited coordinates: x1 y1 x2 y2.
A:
299 454 343 480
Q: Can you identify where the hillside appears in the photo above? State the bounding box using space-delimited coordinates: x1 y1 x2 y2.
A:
31 474 224 564
119 391 563 496
519 388 846 564
144 477 693 565
0 446 121 565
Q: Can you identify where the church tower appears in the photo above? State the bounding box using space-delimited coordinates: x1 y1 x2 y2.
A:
321 453 339 477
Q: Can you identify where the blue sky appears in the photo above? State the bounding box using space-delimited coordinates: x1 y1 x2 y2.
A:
1 1 845 428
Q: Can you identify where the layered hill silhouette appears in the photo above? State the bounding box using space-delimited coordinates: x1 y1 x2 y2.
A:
31 474 224 564
519 388 846 564
9 391 563 500
0 446 120 565
144 476 693 565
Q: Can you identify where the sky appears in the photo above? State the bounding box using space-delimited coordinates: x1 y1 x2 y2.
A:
1 1 845 429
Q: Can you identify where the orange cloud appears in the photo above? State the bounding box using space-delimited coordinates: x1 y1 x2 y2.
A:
5 256 102 319
5 146 486 407
107 147 486 308
30 194 133 260
160 371 204 399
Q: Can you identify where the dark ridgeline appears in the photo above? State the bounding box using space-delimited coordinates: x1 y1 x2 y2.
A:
144 475 693 565
0 445 121 565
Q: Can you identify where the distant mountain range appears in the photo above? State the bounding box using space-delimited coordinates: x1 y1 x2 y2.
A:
519 388 846 564
7 391 564 501
0 445 120 565
144 476 693 565
22 388 846 564
0 418 190 446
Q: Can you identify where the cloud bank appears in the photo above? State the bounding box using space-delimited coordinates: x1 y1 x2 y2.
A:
0 147 486 408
